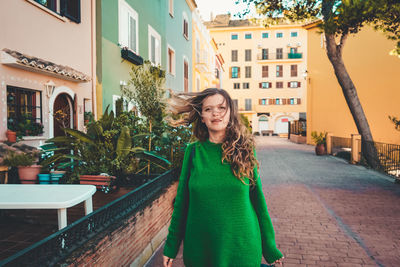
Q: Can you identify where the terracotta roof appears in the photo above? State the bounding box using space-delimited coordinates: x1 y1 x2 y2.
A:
205 14 309 28
1 48 90 82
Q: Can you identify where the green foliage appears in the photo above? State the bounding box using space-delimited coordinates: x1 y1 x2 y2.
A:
3 151 38 167
7 113 44 138
240 114 252 133
122 60 166 122
389 115 400 131
42 107 171 184
311 131 327 145
238 0 400 56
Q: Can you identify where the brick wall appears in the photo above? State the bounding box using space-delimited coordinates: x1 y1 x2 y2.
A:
66 182 178 267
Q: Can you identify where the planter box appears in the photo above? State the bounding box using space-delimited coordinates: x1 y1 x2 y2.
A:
79 175 116 190
121 48 143 65
18 165 41 184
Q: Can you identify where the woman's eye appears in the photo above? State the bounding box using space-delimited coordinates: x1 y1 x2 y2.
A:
219 106 226 110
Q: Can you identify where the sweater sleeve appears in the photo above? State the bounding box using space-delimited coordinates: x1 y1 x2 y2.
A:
250 149 284 264
163 142 194 258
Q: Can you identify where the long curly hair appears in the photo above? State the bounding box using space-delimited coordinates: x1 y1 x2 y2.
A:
166 88 259 185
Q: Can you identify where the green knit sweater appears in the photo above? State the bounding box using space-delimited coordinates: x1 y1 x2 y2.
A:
164 139 283 267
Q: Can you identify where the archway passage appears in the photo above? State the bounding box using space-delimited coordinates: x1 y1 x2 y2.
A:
53 93 73 137
258 116 269 132
274 116 291 134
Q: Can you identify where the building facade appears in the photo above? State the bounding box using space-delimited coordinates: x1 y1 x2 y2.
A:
97 0 196 115
192 10 224 92
206 15 307 135
0 0 95 147
305 23 400 145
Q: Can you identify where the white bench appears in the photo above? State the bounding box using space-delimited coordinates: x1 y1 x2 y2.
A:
0 184 96 230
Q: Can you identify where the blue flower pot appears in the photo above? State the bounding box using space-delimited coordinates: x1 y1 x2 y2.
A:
50 172 65 184
38 174 51 184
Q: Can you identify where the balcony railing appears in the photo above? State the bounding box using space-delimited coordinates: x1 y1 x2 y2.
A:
257 52 303 60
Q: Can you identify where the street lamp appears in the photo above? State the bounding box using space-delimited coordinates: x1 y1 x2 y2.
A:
45 80 56 98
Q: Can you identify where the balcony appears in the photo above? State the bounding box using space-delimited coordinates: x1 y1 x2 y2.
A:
257 52 303 61
195 50 209 73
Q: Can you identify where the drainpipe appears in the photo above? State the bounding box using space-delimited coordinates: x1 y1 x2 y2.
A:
91 0 97 120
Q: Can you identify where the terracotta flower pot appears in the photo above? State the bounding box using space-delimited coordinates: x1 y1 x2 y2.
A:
6 130 17 143
315 144 326 156
79 175 116 189
18 165 41 184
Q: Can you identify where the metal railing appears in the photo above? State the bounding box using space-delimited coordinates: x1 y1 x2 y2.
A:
362 140 400 178
0 169 178 266
257 52 303 60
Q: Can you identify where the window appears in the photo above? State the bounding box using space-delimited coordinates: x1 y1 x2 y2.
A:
196 77 200 91
261 48 268 60
230 67 240 78
167 46 175 75
288 81 301 88
183 13 189 40
245 33 252 39
290 47 298 54
245 49 252 61
245 66 251 78
7 86 42 135
234 83 240 89
276 65 283 77
148 25 161 65
231 34 238 40
262 32 269 38
233 99 238 109
245 99 252 111
291 65 298 77
119 0 139 53
276 82 283 88
275 98 281 105
195 38 200 63
35 0 57 12
259 82 272 89
276 32 283 38
291 32 298 37
262 66 268 78
259 99 268 105
169 0 174 17
290 98 295 105
184 59 189 92
243 82 250 89
231 50 238 62
34 0 81 23
276 48 283 59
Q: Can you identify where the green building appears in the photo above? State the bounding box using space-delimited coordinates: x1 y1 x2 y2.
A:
96 0 196 116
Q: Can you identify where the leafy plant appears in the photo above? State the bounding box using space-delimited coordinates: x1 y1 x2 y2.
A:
3 151 38 167
7 114 44 138
389 116 400 131
311 131 327 145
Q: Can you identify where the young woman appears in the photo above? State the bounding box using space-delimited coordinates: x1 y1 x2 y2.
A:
163 88 284 267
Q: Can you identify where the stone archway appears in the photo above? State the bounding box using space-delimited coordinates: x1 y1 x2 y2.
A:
48 86 75 138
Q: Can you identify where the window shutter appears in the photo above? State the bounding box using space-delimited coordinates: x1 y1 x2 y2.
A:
61 0 81 23
238 67 240 78
288 82 291 88
259 99 262 105
229 67 232 78
298 82 301 87
297 98 301 104
259 82 262 88
269 82 272 88
283 99 287 105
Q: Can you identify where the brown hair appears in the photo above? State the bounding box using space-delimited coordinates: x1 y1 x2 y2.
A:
166 88 259 185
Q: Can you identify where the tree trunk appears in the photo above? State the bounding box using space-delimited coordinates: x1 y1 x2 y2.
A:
324 33 380 169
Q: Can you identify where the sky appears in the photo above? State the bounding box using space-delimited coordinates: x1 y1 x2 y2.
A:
196 0 253 21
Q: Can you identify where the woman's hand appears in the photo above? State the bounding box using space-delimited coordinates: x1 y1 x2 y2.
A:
273 256 284 266
163 255 173 267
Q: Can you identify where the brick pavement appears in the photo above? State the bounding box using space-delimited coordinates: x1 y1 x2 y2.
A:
145 137 400 267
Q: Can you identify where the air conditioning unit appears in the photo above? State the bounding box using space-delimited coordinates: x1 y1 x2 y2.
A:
296 42 301 46
287 43 292 47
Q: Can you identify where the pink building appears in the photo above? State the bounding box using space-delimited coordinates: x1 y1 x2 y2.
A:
0 0 96 147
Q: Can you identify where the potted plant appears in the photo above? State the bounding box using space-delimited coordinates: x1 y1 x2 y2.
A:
42 106 171 191
3 151 41 184
311 131 327 155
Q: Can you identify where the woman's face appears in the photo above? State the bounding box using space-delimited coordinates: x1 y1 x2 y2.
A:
201 94 231 135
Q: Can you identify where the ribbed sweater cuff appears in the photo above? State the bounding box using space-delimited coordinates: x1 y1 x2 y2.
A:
263 246 284 264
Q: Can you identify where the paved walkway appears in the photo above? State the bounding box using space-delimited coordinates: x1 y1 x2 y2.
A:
145 137 400 267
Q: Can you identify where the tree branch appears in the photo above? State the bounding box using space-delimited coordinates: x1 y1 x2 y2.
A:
337 33 348 58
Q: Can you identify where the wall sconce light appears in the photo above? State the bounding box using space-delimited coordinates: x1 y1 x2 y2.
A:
45 80 56 98
302 70 308 80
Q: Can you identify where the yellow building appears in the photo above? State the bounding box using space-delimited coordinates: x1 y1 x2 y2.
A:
206 15 307 135
192 10 224 92
305 22 400 145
